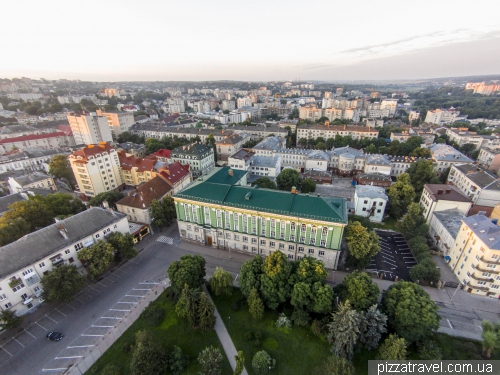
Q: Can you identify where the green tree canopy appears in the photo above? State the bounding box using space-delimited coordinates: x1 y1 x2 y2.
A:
197 292 216 332
410 258 440 285
481 320 500 358
345 221 380 261
400 203 429 238
386 173 415 219
312 356 356 375
407 160 440 194
88 191 125 210
150 197 176 228
107 231 137 260
198 346 223 375
0 310 24 330
327 301 361 359
359 304 387 350
260 251 293 309
168 254 206 296
209 267 233 296
247 287 265 319
377 334 407 360
41 264 87 303
341 271 380 311
49 154 76 189
252 351 276 375
233 351 245 375
276 169 302 192
77 240 115 280
251 177 277 189
239 256 264 297
130 331 168 375
301 178 317 193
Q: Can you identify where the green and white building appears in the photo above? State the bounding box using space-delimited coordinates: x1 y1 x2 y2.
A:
170 143 215 178
173 167 348 269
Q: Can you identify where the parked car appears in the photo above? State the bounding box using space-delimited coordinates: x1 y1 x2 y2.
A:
46 332 64 341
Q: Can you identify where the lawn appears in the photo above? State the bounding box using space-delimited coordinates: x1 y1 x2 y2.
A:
211 289 331 375
371 217 400 232
86 289 232 375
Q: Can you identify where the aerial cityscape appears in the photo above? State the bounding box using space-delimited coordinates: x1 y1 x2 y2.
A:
1 1 500 375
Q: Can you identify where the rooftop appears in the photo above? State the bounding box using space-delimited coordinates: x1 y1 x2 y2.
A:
355 185 388 200
118 151 156 172
0 207 127 279
424 184 472 203
8 171 53 186
69 142 116 160
0 132 67 144
365 154 391 166
463 214 500 250
229 149 255 162
172 143 212 156
251 155 280 168
357 172 392 181
433 209 467 240
252 136 283 151
454 164 500 190
116 176 172 209
157 162 190 185
429 144 473 163
298 124 379 133
204 166 247 185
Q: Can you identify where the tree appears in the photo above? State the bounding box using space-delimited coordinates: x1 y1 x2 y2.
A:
210 267 233 296
198 346 223 375
252 350 276 375
247 287 265 319
0 310 24 330
327 301 361 359
301 178 316 193
407 160 439 194
365 144 376 154
382 281 440 343
198 292 216 332
1 199 55 232
168 254 206 296
359 304 387 350
233 351 245 375
130 331 168 375
77 240 115 280
341 272 380 311
312 356 356 375
400 203 429 238
345 222 380 261
145 138 164 154
168 346 187 375
88 191 125 210
276 169 302 191
298 138 308 146
239 256 264 297
107 231 137 260
260 251 293 309
251 177 276 189
176 284 200 328
41 264 87 302
38 193 86 216
386 173 415 219
49 154 76 189
0 217 31 246
348 215 373 231
481 320 500 358
410 258 440 285
377 334 407 360
460 143 476 155
150 197 176 228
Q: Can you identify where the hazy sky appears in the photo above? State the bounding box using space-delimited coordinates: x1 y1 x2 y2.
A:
2 0 500 81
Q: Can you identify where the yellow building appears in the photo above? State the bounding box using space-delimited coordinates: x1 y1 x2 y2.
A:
490 203 500 225
118 151 157 186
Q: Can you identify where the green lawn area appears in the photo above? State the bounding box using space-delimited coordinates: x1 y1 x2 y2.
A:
86 289 232 375
371 217 400 232
211 289 331 375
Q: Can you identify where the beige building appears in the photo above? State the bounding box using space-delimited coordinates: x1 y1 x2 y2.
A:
68 143 124 197
215 133 249 162
67 113 113 145
0 132 74 154
297 124 378 143
95 110 135 138
448 214 500 297
419 184 472 223
118 151 157 187
424 108 460 125
446 128 487 150
477 146 500 172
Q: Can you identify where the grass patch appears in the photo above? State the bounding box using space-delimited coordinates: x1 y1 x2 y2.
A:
211 289 331 375
86 289 232 375
372 217 400 232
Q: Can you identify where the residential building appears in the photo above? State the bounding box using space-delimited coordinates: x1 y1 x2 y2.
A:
390 132 411 143
353 185 388 222
299 105 323 121
428 144 474 173
222 100 235 111
7 172 56 194
448 214 500 297
231 125 288 139
356 173 392 188
215 133 249 162
429 209 467 255
118 151 157 187
170 143 215 178
155 162 191 194
388 156 428 177
252 136 286 156
446 128 488 150
228 149 255 172
0 148 66 174
409 111 421 122
117 142 146 158
0 132 74 154
68 143 124 197
364 154 392 175
490 204 500 223
0 189 56 217
477 146 500 172
173 167 348 269
67 113 113 145
419 184 473 223
237 97 252 108
95 110 135 138
0 207 129 314
447 164 500 215
297 124 378 144
129 123 231 143
150 149 171 163
466 82 500 95
248 155 281 183
424 108 460 125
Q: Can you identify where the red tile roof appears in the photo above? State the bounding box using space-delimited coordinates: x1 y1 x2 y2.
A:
151 149 171 158
118 150 157 171
157 162 190 185
56 124 72 136
70 142 115 160
0 132 67 144
116 176 172 209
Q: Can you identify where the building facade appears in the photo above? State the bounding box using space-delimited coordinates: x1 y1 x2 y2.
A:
419 184 473 223
170 143 215 178
477 146 500 172
95 110 135 138
353 185 388 222
67 113 113 145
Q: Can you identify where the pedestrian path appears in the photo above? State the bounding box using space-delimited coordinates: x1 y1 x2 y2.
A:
156 236 174 244
203 286 248 375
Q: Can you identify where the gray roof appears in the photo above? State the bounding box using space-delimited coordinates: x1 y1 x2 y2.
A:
329 146 364 158
462 214 500 250
252 136 283 151
171 143 212 157
118 142 145 151
355 185 388 200
0 193 24 214
433 209 467 240
24 148 66 159
307 150 330 160
429 144 473 163
0 124 38 134
9 172 52 186
454 164 500 190
0 207 127 279
365 154 391 166
251 155 280 168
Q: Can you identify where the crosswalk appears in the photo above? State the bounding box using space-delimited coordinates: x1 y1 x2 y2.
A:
156 236 174 244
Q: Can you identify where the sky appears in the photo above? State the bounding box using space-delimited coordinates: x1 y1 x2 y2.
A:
2 0 500 82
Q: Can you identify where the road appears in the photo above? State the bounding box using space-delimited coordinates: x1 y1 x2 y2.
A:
1 225 244 375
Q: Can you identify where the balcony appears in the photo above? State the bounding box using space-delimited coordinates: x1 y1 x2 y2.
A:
50 255 64 266
480 256 500 265
471 273 494 282
466 281 489 292
476 266 499 275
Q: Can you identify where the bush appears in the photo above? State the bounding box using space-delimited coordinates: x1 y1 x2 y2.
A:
231 298 245 311
254 339 261 347
275 313 292 329
244 331 253 341
252 350 276 375
311 319 327 338
140 303 165 326
418 340 442 360
254 331 263 340
122 337 135 353
291 309 310 326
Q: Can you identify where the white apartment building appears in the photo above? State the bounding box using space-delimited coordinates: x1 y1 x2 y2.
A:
67 113 113 145
409 111 421 122
424 108 460 125
7 172 56 194
68 143 124 197
0 208 129 315
448 214 500 297
428 144 474 173
429 208 467 255
419 184 472 223
237 97 252 108
297 124 378 143
380 100 398 117
477 146 500 172
95 110 135 138
222 100 236 111
353 185 388 222
446 128 488 150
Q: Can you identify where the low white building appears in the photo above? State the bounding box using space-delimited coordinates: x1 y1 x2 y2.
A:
428 208 466 255
353 185 388 222
0 208 129 315
419 184 473 223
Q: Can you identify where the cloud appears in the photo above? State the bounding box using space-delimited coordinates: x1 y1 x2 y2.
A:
294 63 337 70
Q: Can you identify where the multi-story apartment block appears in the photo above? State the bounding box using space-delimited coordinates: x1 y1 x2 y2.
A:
228 149 255 171
447 164 500 215
448 214 500 297
353 185 388 222
409 111 421 122
466 82 500 95
174 167 348 269
0 132 75 154
222 100 236 111
424 108 460 125
68 143 124 197
237 97 252 108
388 156 429 177
215 133 249 161
7 172 56 194
118 151 157 187
0 207 128 315
232 125 288 139
129 124 231 143
170 143 215 178
390 132 411 143
429 208 467 255
252 137 287 156
0 148 67 174
446 128 488 150
297 124 378 144
477 146 500 172
248 155 281 182
428 144 474 174
419 184 472 223
95 110 135 138
67 113 113 145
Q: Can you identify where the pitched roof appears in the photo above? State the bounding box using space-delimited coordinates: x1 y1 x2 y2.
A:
157 162 190 185
355 185 388 200
151 149 171 158
172 143 211 156
116 176 172 209
0 132 67 144
70 142 116 160
454 164 500 190
463 214 500 250
118 151 156 171
424 184 472 203
204 166 247 185
0 207 127 279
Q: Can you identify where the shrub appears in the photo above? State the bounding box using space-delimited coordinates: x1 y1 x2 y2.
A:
252 350 276 375
140 303 165 326
275 313 292 329
291 309 310 326
311 319 325 338
254 331 263 340
244 331 253 341
418 340 442 360
254 339 261 347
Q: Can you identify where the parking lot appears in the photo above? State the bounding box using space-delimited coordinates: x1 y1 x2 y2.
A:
367 230 415 281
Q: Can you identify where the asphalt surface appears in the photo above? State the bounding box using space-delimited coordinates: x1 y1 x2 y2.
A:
1 225 244 375
369 230 414 281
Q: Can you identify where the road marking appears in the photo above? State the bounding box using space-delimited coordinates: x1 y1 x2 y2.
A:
101 317 121 319
110 309 130 312
73 296 84 304
12 337 25 347
97 281 108 287
126 294 144 297
133 288 152 291
117 301 136 304
447 319 454 329
45 314 58 323
0 345 12 356
56 308 67 317
55 355 83 359
35 321 47 330
68 345 94 348
24 329 36 339
88 286 99 292
157 236 174 244
42 368 68 372
139 282 159 285
81 334 104 337
92 325 114 328
64 303 76 310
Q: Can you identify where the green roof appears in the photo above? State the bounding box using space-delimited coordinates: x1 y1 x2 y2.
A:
204 166 247 185
175 183 347 224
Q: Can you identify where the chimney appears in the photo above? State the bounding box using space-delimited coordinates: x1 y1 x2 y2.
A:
445 189 451 194
102 200 109 209
228 168 233 176
291 186 298 194
58 223 68 240
437 189 443 195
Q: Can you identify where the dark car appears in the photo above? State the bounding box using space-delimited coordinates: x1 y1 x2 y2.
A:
46 332 64 341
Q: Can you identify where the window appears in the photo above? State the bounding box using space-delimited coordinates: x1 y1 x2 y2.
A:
252 238 257 244
310 238 316 245
39 262 45 268
280 232 285 239
279 243 284 250
187 225 192 230
487 264 496 269
482 272 492 277
491 285 500 290
12 283 25 292
290 222 296 231
95 233 100 238
322 227 328 236
320 240 326 247
234 235 239 241
252 216 256 224
271 231 276 238
243 245 248 251
226 233 231 239
290 234 295 242
319 250 325 256
300 236 305 243
287 254 294 260
475 255 480 261
22 268 34 277
75 243 83 251
270 219 275 227
270 241 275 247
288 245 294 251
260 240 266 246
308 248 315 254
251 247 257 252
243 236 248 242
4 302 12 309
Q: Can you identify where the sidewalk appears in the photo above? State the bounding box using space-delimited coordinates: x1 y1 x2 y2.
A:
203 286 248 375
